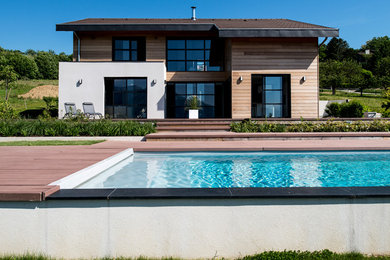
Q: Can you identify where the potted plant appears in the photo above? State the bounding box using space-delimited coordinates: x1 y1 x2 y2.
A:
185 95 201 119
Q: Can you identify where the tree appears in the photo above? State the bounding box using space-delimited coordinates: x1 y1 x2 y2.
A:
320 60 345 95
34 51 58 79
5 52 39 79
25 49 37 56
57 52 73 62
0 65 19 101
363 36 390 71
342 60 373 96
324 38 357 61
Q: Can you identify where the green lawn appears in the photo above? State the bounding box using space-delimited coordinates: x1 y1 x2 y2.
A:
0 140 104 146
0 251 389 260
0 79 58 113
320 90 386 112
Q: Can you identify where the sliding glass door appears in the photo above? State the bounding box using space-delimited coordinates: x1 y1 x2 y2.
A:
251 75 290 118
166 82 231 118
105 78 147 118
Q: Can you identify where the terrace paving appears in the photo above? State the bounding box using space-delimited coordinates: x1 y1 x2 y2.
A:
2 138 390 201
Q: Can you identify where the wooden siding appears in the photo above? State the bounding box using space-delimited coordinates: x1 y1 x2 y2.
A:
166 72 230 82
231 38 319 119
146 36 165 62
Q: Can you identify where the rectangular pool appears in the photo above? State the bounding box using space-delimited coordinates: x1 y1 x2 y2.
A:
76 151 390 188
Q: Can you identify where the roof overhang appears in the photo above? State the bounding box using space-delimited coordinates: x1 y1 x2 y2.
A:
218 28 339 38
56 23 217 32
56 23 339 38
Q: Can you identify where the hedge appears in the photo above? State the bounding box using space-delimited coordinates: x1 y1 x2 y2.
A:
0 119 155 136
231 119 390 133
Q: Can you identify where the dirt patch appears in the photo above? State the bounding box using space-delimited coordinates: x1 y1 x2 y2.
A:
18 85 58 99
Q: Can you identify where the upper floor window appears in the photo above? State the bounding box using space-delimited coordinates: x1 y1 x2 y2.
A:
113 38 145 61
166 39 224 72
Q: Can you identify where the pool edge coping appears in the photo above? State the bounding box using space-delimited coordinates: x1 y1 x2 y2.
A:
47 187 390 200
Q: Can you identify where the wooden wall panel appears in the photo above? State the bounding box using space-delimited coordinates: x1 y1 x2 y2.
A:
146 36 165 62
166 72 230 82
76 33 167 62
231 38 319 119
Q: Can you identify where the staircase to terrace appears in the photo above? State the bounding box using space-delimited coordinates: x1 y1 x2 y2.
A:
145 119 390 142
155 119 231 132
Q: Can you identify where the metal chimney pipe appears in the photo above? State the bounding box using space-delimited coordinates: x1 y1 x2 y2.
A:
191 6 196 20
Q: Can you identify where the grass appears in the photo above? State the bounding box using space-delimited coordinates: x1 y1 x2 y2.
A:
319 90 386 112
0 140 104 146
0 79 58 113
0 251 389 260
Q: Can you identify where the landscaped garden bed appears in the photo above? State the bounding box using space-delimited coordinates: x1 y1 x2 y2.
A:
231 119 390 133
0 119 155 136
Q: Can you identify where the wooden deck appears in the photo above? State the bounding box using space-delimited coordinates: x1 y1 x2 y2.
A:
0 144 125 201
2 139 390 201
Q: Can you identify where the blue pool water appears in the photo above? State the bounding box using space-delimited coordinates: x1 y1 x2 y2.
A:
77 151 390 188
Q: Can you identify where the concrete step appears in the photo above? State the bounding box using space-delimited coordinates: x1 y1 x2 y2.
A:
156 126 230 132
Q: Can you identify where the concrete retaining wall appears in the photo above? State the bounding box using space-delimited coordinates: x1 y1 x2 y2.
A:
0 198 389 258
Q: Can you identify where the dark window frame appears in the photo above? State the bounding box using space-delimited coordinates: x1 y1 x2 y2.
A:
112 37 146 62
166 38 224 72
166 81 228 118
104 77 148 119
251 74 291 118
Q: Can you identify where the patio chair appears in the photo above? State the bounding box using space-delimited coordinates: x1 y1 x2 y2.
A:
82 102 103 119
63 102 77 118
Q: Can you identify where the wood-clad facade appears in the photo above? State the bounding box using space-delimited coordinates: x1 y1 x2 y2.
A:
73 33 318 118
59 18 338 119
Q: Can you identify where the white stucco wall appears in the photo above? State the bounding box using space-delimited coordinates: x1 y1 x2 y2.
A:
58 62 166 119
0 198 390 258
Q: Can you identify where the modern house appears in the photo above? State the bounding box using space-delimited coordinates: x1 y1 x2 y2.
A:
56 13 338 119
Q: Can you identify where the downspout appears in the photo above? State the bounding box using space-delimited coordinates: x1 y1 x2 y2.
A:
74 31 80 62
319 37 328 48
317 37 327 118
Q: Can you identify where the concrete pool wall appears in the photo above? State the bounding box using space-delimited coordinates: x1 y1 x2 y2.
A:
1 197 390 258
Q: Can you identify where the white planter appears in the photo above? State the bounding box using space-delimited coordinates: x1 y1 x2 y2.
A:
188 109 199 119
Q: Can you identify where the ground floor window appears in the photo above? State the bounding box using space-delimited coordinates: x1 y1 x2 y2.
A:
166 82 231 118
105 78 147 118
251 75 291 118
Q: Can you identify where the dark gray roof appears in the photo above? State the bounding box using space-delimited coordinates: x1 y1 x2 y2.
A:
56 18 339 37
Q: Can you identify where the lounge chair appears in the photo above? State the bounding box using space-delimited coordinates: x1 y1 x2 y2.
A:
63 102 77 118
82 102 103 119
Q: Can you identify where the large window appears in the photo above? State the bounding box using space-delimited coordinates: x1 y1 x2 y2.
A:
105 78 147 118
251 75 291 118
112 38 145 61
166 82 231 118
166 39 224 72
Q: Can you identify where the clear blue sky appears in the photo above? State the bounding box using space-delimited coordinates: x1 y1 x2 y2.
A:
0 0 389 54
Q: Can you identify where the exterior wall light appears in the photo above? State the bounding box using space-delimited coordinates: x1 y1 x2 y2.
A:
300 76 306 84
237 76 243 84
76 79 83 87
151 79 157 86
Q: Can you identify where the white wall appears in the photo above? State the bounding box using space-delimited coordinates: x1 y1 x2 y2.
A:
0 198 390 258
59 62 166 119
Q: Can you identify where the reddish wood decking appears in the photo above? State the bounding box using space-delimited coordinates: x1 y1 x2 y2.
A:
2 139 390 201
0 144 125 201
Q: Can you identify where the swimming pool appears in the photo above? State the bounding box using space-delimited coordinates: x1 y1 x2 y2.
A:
76 151 390 188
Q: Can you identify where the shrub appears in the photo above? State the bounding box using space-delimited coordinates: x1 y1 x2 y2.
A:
325 102 341 117
0 119 155 136
0 102 19 119
231 119 390 133
325 101 364 118
339 101 364 117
